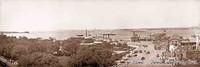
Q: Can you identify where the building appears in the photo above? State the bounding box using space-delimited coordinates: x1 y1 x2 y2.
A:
166 38 200 60
130 30 153 42
130 33 140 42
186 51 200 61
180 40 196 51
101 33 116 42
163 35 185 60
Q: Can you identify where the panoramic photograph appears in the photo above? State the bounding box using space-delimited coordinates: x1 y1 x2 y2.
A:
1 0 200 67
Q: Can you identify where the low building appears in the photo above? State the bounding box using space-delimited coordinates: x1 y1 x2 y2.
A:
186 50 200 61
139 36 153 41
180 40 196 51
130 33 140 42
130 31 153 42
166 38 200 60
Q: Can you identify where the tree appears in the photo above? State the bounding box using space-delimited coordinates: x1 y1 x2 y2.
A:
0 35 14 59
10 45 29 60
0 43 14 59
58 56 70 67
68 46 115 67
62 38 82 56
18 52 60 67
27 41 54 54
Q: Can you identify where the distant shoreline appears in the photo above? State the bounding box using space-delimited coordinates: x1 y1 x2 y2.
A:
0 26 198 32
0 31 29 34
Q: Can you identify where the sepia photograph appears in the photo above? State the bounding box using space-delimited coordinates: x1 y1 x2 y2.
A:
1 0 200 67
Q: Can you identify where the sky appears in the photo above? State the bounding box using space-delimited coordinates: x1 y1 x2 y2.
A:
0 0 200 31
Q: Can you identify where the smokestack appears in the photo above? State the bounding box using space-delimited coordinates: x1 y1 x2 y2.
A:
85 29 88 37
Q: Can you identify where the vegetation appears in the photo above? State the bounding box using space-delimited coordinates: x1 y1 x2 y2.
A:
68 46 116 67
152 32 170 50
0 35 127 67
141 57 145 60
18 52 60 67
146 51 150 54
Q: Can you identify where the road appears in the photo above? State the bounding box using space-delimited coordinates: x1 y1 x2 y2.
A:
118 41 172 67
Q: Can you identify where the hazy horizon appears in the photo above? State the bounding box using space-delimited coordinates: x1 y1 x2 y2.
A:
1 0 200 31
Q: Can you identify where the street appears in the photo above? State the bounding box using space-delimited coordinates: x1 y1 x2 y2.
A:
118 41 173 67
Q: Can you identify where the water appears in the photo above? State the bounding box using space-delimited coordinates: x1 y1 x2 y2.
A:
4 29 195 40
4 30 131 40
5 30 86 40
